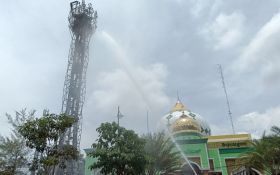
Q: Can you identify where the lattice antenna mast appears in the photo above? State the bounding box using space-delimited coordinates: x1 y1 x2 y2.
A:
59 0 97 174
218 64 235 134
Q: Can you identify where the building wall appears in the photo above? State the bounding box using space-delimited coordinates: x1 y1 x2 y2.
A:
218 147 252 175
208 148 222 172
84 156 95 175
84 148 95 175
175 133 252 175
179 143 209 169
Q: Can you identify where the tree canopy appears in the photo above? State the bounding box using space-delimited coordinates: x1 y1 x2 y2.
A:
89 122 147 175
18 113 79 174
143 132 182 175
0 109 34 175
241 125 280 175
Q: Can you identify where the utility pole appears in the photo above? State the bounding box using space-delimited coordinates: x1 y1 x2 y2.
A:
117 106 123 127
146 110 150 133
218 64 235 134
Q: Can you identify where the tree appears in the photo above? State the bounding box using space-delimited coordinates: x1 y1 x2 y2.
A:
241 126 280 175
89 122 147 175
18 113 79 175
142 132 181 175
0 135 29 175
0 109 35 175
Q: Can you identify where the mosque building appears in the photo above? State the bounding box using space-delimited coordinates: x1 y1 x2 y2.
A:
160 99 258 175
84 99 260 175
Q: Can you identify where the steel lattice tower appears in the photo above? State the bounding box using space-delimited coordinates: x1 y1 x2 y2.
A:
59 0 97 174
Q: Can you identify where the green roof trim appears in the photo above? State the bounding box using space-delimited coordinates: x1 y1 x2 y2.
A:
219 147 253 154
174 132 204 138
176 138 208 144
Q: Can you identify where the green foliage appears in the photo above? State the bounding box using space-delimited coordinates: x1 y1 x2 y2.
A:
6 109 36 134
18 113 76 152
18 113 79 174
142 132 181 175
0 135 29 175
241 125 280 174
0 169 14 175
89 122 147 175
0 109 34 174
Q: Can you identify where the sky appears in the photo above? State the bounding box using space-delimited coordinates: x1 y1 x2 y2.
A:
1 0 280 149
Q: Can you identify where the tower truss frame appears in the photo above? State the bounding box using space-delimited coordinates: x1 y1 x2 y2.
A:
59 1 97 174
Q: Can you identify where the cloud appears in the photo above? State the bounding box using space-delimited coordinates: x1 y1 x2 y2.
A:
210 123 232 136
235 106 280 138
90 63 169 113
81 31 171 147
210 106 280 138
201 12 245 50
81 63 170 147
233 10 280 87
186 0 223 18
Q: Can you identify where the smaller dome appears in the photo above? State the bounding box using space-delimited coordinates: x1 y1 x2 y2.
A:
171 112 201 133
171 100 187 112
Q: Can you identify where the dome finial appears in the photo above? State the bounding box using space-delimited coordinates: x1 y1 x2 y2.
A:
177 89 181 102
171 91 187 112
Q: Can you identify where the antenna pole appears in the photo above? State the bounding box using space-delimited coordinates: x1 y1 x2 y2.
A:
146 110 150 133
116 106 124 127
117 106 120 127
218 64 235 134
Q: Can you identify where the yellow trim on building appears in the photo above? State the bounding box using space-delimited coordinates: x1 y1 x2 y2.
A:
206 134 252 149
207 134 251 141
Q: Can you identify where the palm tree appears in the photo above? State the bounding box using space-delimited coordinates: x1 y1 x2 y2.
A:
269 126 280 175
241 126 280 175
142 132 182 175
271 126 280 136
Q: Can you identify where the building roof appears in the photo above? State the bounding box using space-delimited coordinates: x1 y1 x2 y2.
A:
207 134 251 142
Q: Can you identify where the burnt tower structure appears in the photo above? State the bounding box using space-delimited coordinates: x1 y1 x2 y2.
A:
60 0 97 174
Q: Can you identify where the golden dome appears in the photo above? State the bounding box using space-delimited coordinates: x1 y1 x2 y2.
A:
171 113 201 133
171 100 187 112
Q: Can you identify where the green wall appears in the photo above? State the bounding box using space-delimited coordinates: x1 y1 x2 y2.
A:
174 132 252 175
84 148 95 175
219 147 252 175
176 137 209 169
208 148 222 171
